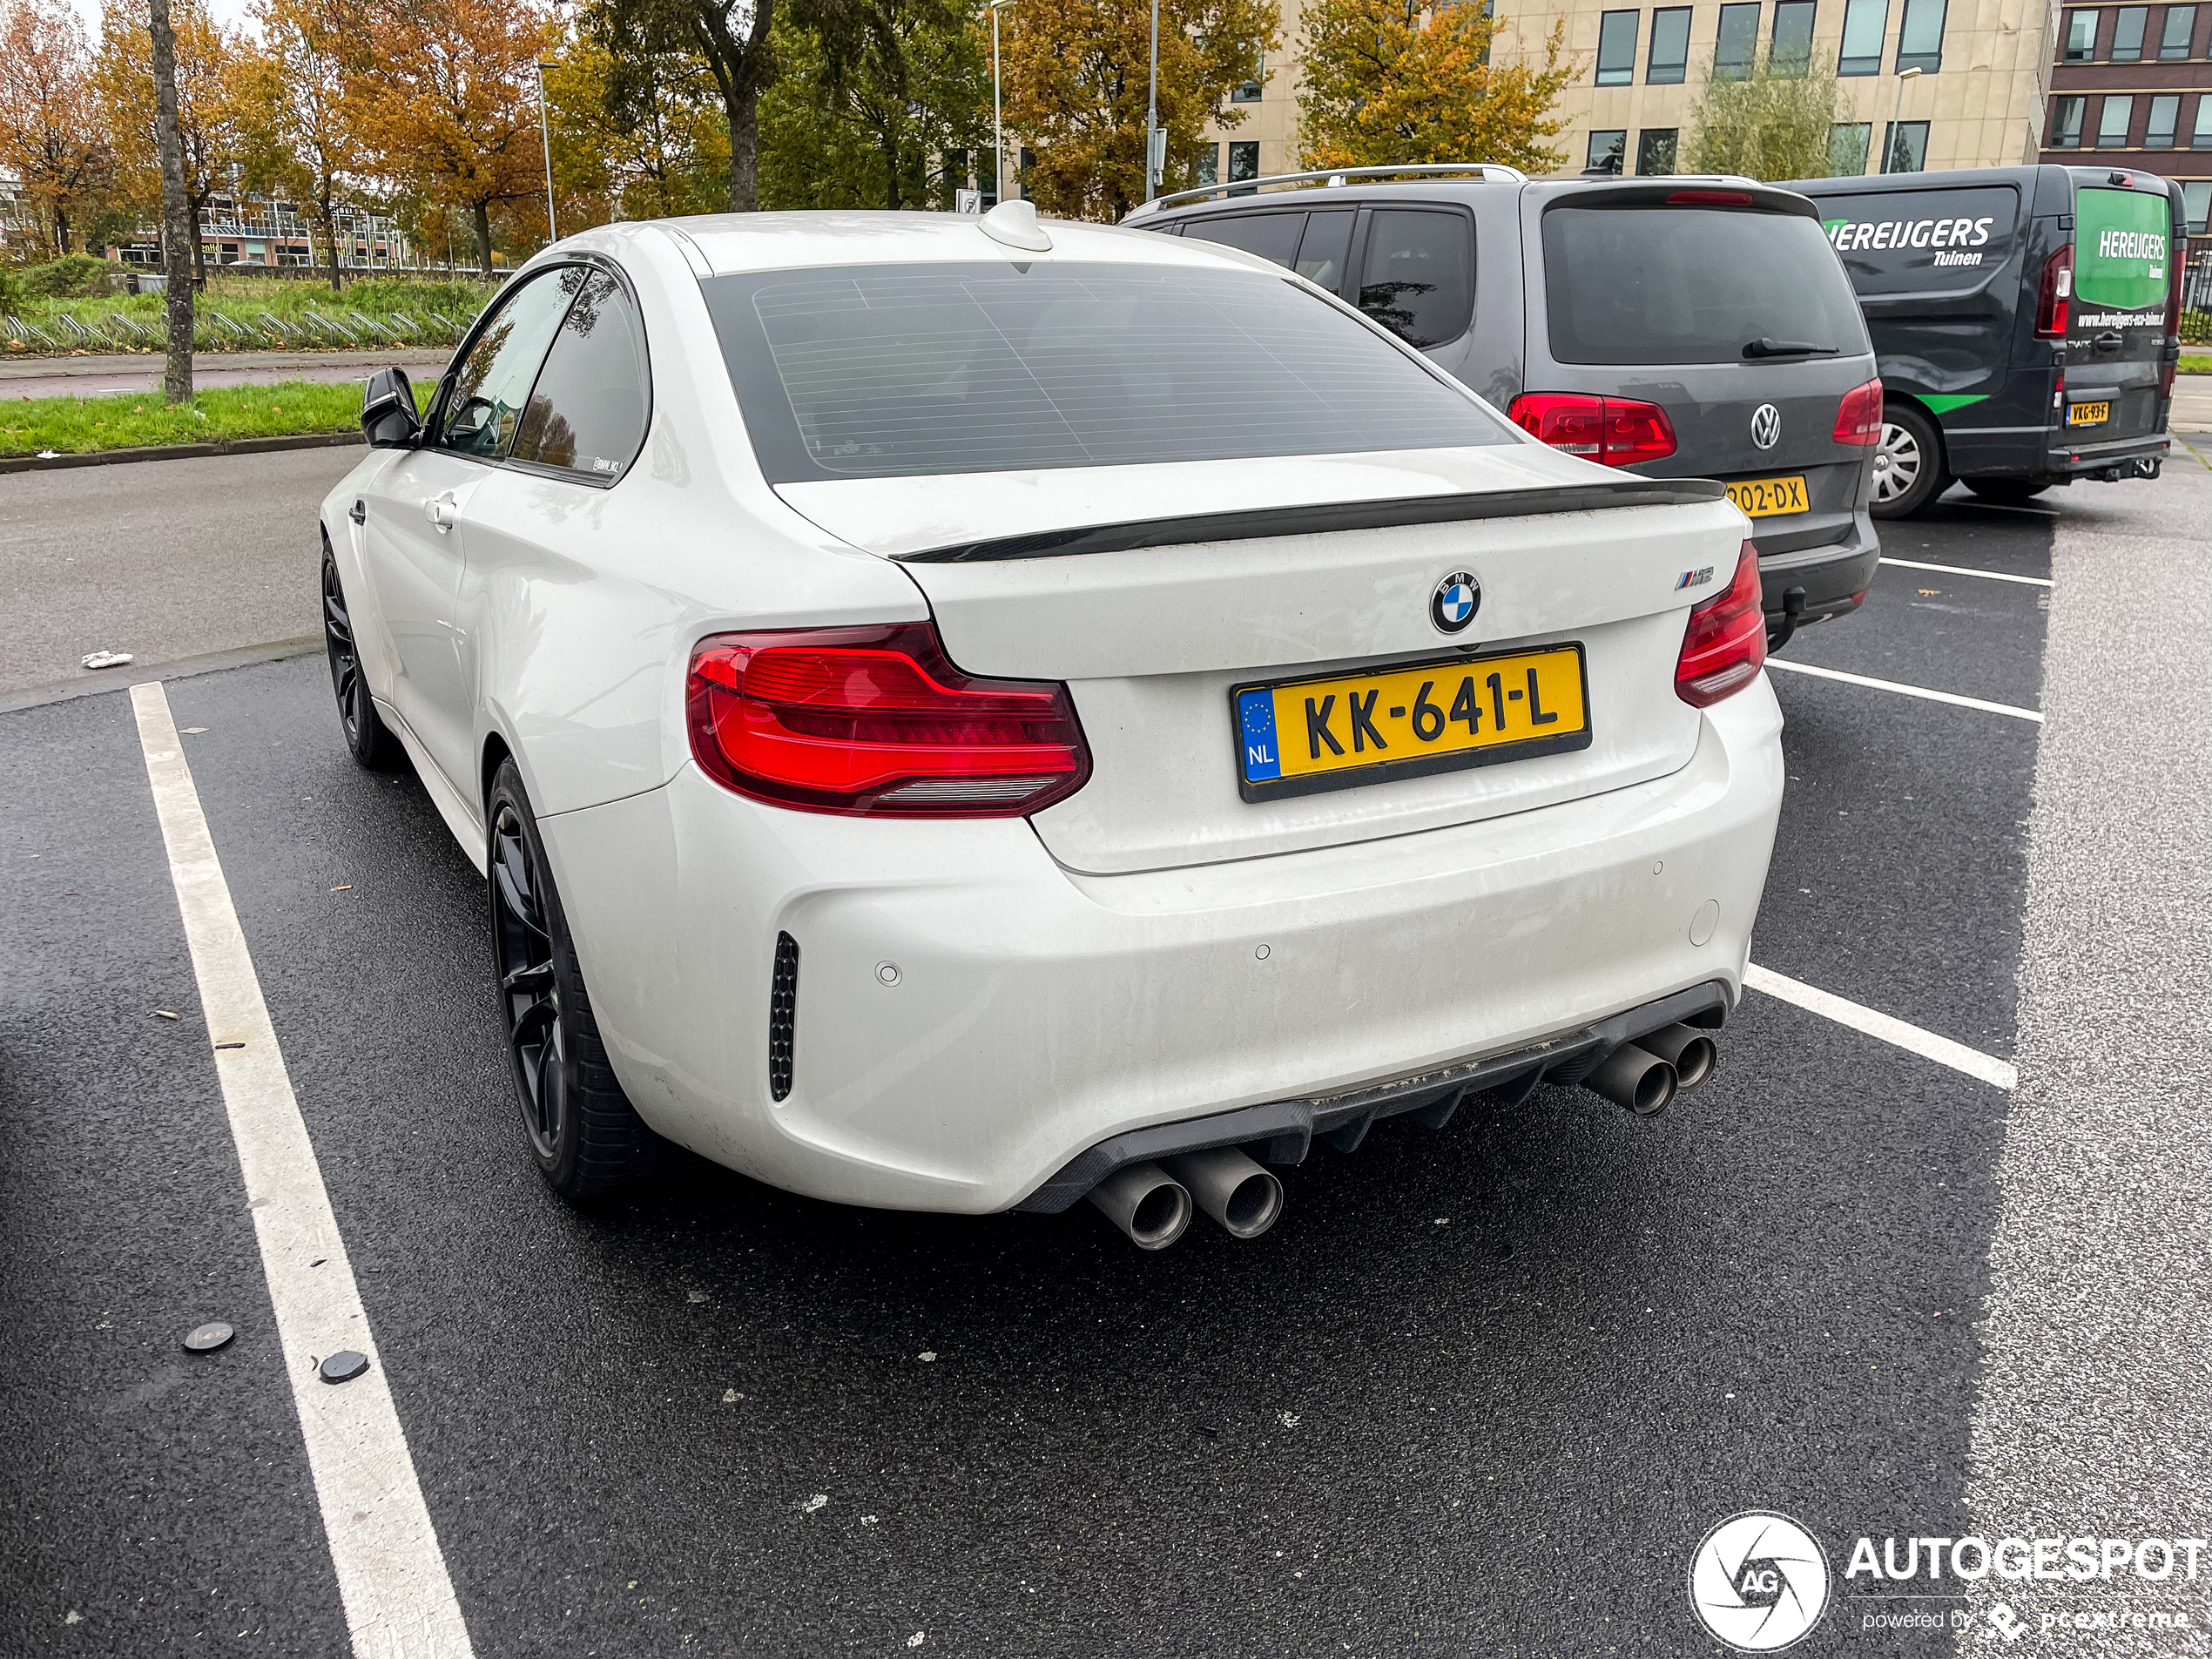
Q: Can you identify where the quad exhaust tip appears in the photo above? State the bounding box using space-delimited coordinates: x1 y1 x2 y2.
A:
1584 1042 1679 1116
1637 1022 1717 1092
1165 1146 1284 1240
1088 1161 1192 1250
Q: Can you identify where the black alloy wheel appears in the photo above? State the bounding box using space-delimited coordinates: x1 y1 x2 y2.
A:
486 760 657 1197
321 545 401 768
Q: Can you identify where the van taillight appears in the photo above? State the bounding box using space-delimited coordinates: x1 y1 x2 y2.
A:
2035 244 2073 339
686 624 1089 817
1832 379 1883 446
1676 543 1767 709
1508 393 1678 465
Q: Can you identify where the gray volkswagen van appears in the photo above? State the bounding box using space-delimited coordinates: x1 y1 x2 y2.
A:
1129 166 1884 644
1786 165 2181 516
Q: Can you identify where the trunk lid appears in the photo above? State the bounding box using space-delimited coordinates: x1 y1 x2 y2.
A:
2060 178 2175 442
778 447 1748 875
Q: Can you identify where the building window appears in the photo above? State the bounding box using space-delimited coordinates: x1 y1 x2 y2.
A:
2160 4 2197 54
1839 0 1888 72
1635 127 1679 172
1716 2 1763 76
1771 0 1817 69
1896 0 1946 69
2064 8 2099 57
2147 93 2182 144
2050 94 2087 145
1596 10 1640 83
1587 128 1628 173
2182 178 2210 233
2095 94 2134 144
1227 140 1260 195
1191 144 1219 186
1232 52 1264 102
1831 121 1873 171
1644 6 1693 78
1020 146 1035 201
1882 118 1929 169
2198 91 2212 144
2111 5 2148 55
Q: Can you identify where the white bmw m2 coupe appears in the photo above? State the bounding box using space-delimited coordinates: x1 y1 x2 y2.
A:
320 200 1781 1249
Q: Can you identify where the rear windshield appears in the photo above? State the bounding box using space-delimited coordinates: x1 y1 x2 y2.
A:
699 262 1512 482
1541 206 1869 366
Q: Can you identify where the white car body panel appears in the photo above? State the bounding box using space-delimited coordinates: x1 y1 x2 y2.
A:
314 208 1784 1217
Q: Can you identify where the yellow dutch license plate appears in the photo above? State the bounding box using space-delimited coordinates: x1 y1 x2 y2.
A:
1725 475 1810 517
1233 644 1591 802
2067 401 2111 427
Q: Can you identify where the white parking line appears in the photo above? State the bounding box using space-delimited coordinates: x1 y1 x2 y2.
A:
130 682 475 1659
1764 658 2045 723
1744 962 2018 1090
1880 556 2054 589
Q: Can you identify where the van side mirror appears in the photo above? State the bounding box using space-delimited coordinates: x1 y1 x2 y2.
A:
361 367 422 448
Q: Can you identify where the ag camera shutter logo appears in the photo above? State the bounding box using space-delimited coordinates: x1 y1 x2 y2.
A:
1689 1511 1832 1651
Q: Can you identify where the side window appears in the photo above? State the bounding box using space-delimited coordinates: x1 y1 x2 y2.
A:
1294 210 1354 293
1187 212 1305 268
510 270 651 482
1358 210 1474 347
438 268 580 460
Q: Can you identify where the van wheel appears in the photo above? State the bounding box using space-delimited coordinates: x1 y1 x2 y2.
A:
1965 478 2051 506
1871 403 1949 519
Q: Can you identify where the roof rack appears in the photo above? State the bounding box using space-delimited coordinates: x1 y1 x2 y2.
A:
1128 162 1530 219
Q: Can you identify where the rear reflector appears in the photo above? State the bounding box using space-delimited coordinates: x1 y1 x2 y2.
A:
2035 245 2072 339
687 623 1089 816
1676 543 1768 708
1508 392 1678 465
1832 378 1883 446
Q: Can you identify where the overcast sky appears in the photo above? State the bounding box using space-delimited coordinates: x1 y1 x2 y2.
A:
69 0 259 40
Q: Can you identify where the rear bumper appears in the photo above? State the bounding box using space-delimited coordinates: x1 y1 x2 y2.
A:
540 682 1785 1215
1755 509 1880 629
2041 429 2169 480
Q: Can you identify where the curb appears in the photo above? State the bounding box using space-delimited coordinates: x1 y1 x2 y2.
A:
0 636 324 715
0 430 366 475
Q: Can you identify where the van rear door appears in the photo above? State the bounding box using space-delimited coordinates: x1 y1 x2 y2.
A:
2060 176 2176 445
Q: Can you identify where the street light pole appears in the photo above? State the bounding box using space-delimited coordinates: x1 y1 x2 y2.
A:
1145 0 1160 203
1887 64 1923 173
534 58 557 242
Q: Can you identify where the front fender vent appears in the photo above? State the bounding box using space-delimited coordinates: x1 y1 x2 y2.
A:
768 932 799 1102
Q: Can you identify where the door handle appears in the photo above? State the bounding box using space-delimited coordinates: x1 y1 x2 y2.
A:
2093 330 2123 353
425 494 458 530
348 499 366 525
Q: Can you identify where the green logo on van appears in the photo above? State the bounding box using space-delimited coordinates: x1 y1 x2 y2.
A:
2074 188 2169 313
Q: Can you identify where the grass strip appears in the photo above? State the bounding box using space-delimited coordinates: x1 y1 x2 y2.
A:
2181 355 2211 376
0 378 432 456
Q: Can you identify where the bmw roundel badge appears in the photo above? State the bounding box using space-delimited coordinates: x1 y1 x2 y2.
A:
1431 570 1480 634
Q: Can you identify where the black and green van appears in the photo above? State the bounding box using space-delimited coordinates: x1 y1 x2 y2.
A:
1787 165 2182 516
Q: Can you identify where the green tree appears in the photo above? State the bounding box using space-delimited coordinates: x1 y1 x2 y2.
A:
545 33 731 222
1683 48 1843 180
1297 0 1570 173
587 0 776 212
996 0 1278 222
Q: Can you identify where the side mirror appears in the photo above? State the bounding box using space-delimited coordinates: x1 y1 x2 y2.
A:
361 367 422 448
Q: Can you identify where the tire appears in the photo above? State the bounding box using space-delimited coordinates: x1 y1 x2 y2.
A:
1964 478 2052 506
486 760 658 1198
1870 401 1950 519
321 544 404 770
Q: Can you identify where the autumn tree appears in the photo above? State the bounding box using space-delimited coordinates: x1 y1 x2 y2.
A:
94 0 249 284
545 35 731 222
763 0 988 211
1298 0 1569 173
239 0 367 290
353 0 556 273
587 0 775 212
996 0 1278 222
0 0 113 256
1683 48 1843 180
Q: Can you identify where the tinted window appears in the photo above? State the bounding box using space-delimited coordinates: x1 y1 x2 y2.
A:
1542 206 1867 365
1596 10 1638 83
1358 210 1474 347
439 268 577 459
2064 8 2098 57
510 270 650 482
1187 212 1304 267
2051 96 2087 146
1772 0 1816 68
1294 210 1354 291
1831 121 1873 171
1840 0 1888 71
1587 129 1628 172
1816 184 2019 293
1649 7 1692 79
1716 3 1760 75
2160 5 2195 55
2112 4 2148 54
701 263 1510 483
1636 128 1679 174
1896 0 1946 69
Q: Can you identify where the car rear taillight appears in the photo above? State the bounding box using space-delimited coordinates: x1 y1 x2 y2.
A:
1508 393 1678 465
686 623 1089 817
1832 378 1883 446
2034 244 2073 339
1667 188 1754 206
1676 543 1767 708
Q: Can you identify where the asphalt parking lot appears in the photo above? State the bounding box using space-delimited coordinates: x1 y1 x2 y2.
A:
3 447 2209 1656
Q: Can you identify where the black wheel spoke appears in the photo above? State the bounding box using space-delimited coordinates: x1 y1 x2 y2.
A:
490 793 567 1160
